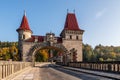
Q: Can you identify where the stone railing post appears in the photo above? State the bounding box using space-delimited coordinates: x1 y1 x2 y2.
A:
0 63 2 80
117 64 120 73
108 63 111 72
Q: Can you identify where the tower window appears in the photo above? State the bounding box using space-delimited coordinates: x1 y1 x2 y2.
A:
23 35 25 39
70 35 72 39
76 36 79 40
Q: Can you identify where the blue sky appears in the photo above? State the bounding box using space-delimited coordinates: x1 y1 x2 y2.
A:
0 0 120 47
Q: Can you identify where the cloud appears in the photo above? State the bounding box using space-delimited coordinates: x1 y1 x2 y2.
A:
95 8 107 19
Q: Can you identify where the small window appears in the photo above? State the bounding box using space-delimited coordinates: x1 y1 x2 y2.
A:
76 36 79 40
23 35 25 39
70 35 72 39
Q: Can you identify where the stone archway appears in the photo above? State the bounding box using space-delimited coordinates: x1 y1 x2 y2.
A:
27 42 67 66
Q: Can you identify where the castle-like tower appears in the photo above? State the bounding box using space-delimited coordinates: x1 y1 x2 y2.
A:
16 12 84 62
16 12 32 60
60 13 84 61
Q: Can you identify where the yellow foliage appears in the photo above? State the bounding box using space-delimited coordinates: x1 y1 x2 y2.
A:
2 48 9 55
9 46 18 55
0 46 18 60
37 49 49 61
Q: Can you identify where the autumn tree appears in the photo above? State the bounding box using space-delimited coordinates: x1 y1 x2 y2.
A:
0 41 18 61
83 44 93 62
35 49 49 62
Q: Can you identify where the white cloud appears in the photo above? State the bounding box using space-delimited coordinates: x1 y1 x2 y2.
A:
95 8 107 19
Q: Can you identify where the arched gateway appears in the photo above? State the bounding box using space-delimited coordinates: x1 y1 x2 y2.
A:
28 43 67 66
16 11 84 65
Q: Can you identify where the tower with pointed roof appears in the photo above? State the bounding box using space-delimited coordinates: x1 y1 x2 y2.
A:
60 13 84 61
16 11 32 40
16 12 32 60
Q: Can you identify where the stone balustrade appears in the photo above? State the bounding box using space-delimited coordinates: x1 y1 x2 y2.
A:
56 61 120 73
0 61 32 80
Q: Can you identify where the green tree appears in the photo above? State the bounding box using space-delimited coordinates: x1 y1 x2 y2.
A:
116 54 120 61
99 58 104 61
4 52 11 60
83 44 93 62
107 52 116 61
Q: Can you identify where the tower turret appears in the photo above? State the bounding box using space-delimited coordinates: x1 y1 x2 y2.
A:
16 11 32 41
16 11 32 60
60 13 84 62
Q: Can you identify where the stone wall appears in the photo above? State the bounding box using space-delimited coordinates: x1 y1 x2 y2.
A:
62 40 83 61
22 42 33 61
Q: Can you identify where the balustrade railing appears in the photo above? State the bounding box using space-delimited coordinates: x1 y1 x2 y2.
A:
0 61 32 79
56 61 120 73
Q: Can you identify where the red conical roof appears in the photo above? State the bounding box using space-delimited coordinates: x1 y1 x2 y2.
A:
64 13 80 30
16 13 32 32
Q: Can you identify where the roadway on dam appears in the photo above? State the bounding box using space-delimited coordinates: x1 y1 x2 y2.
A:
12 63 113 80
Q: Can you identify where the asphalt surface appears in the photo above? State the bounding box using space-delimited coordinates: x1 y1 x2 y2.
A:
12 63 113 80
36 64 81 80
36 64 113 80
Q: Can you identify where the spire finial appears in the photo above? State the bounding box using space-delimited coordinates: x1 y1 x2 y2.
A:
67 9 69 13
73 9 75 13
50 30 52 33
24 10 26 16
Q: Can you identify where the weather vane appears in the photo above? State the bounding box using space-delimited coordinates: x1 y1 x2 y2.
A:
24 10 26 16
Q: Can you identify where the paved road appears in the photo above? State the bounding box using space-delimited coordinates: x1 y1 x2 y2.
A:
12 63 113 80
35 64 81 80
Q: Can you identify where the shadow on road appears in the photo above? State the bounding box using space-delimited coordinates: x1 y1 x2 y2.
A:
33 64 111 80
48 64 111 80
